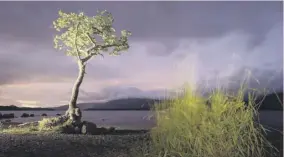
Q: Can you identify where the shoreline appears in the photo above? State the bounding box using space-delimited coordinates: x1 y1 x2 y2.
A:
0 132 151 157
0 110 282 157
0 129 282 157
0 118 282 157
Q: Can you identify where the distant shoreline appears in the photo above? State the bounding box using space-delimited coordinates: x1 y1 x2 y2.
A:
0 108 55 111
0 108 283 111
52 109 150 111
1 91 283 111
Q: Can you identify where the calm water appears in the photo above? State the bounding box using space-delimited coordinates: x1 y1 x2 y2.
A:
0 110 282 130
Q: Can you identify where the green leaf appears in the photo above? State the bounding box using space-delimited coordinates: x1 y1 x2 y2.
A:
52 10 132 61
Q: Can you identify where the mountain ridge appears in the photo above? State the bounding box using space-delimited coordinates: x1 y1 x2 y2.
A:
53 92 283 111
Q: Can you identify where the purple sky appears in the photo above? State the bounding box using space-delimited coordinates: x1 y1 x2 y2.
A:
0 1 282 107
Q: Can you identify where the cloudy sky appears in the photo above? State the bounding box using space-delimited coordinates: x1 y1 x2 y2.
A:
0 1 282 107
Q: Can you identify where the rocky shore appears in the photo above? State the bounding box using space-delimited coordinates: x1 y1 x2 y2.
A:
0 133 151 157
0 129 282 157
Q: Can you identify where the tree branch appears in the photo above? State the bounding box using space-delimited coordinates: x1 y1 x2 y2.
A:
86 33 96 47
82 43 119 63
81 51 104 63
92 26 103 34
74 22 82 63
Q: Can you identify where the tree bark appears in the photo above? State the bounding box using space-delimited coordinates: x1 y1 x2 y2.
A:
66 61 86 124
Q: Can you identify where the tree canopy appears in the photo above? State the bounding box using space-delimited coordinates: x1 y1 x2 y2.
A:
53 10 132 62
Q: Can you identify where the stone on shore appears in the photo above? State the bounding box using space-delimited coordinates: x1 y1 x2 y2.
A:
81 121 97 135
21 113 30 118
80 121 116 135
4 119 11 123
1 113 15 119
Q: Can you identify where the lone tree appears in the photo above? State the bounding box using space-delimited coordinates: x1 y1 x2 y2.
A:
53 10 131 124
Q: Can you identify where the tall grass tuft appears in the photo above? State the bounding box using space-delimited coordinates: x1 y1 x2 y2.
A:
150 83 277 157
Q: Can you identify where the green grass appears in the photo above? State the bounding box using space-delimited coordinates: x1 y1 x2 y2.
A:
38 116 72 132
148 84 278 157
0 126 40 134
0 116 71 134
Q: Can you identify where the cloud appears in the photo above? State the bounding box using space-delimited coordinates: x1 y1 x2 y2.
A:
16 100 40 107
0 2 281 42
173 23 283 91
1 23 282 106
0 39 127 86
0 2 282 106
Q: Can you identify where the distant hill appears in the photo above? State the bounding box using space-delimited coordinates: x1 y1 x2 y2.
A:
53 102 104 110
252 92 283 110
0 105 55 111
53 92 283 111
86 98 162 110
54 98 162 111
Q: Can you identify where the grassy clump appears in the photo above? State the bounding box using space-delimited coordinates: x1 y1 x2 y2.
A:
0 125 39 134
0 116 71 134
38 116 72 132
149 85 277 157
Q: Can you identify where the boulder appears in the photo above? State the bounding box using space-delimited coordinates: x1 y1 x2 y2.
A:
1 113 14 119
57 124 76 134
0 121 4 129
41 113 47 117
74 126 81 134
98 127 109 134
80 121 115 135
81 121 97 135
4 119 11 123
21 113 30 118
108 127 115 133
9 113 15 118
29 114 35 117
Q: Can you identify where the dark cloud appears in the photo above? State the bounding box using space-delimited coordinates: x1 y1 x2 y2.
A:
0 1 281 41
0 41 125 85
0 1 282 106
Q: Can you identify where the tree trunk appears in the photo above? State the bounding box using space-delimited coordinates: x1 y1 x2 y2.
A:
66 61 86 124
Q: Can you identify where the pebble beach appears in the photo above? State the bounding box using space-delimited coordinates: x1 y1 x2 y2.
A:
0 133 151 157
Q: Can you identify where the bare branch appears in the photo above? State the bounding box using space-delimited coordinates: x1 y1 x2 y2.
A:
74 22 82 62
82 44 119 62
81 51 104 63
86 33 96 47
86 45 97 54
85 33 98 55
82 43 120 63
81 55 93 63
92 26 103 34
